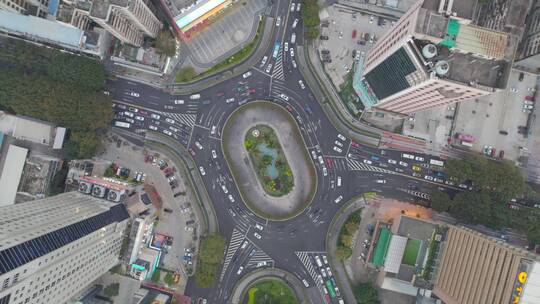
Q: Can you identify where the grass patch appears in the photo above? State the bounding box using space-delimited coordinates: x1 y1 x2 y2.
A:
336 209 362 260
244 124 294 197
243 280 298 304
195 234 226 288
402 239 421 266
175 18 263 83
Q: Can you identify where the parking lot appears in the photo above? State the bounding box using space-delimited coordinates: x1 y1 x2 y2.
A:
317 5 393 88
183 0 267 68
453 69 537 161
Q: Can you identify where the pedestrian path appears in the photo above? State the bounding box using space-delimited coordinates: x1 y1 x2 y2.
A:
162 112 197 128
272 47 285 81
295 251 324 290
220 229 245 280
346 158 394 174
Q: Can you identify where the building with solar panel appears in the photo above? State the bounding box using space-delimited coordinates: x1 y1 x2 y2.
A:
0 192 130 304
353 0 516 114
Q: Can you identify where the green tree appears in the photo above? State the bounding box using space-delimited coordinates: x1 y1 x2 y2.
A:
345 221 359 235
449 191 492 225
103 283 119 297
340 234 353 247
301 0 321 40
526 219 540 246
195 234 226 288
164 272 175 286
151 269 161 283
262 155 273 166
430 191 452 212
353 282 380 304
335 246 353 260
154 30 177 57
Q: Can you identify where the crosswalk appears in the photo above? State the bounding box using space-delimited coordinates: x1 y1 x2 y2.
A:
247 250 274 267
162 112 197 128
346 158 395 174
220 229 245 280
231 208 252 233
295 251 325 290
397 188 431 200
272 47 285 81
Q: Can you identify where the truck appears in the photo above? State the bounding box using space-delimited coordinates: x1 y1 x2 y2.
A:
114 121 131 128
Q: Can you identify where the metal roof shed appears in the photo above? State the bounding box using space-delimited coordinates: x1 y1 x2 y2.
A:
0 145 28 206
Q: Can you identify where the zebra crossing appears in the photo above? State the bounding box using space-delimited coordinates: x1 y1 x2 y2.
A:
397 188 431 200
162 112 197 128
272 48 285 81
247 250 274 267
346 158 395 174
220 229 245 280
231 209 252 233
295 251 325 289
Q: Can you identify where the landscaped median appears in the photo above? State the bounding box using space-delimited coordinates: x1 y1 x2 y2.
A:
244 125 294 197
194 234 226 288
335 209 362 260
244 279 298 304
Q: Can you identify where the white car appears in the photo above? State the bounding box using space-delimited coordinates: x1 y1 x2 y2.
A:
211 125 217 135
302 279 310 288
334 140 343 147
318 155 324 165
402 153 415 160
337 134 346 141
279 93 289 101
415 156 425 162
311 150 317 160
199 166 206 176
150 113 161 119
322 167 328 176
163 130 172 136
228 194 235 203
189 94 201 100
124 111 134 118
375 179 386 184
211 150 217 159
388 159 397 164
399 161 408 167
334 195 343 203
165 118 175 124
169 126 178 132
363 159 372 165
241 240 249 249
174 99 184 104
226 98 235 104
296 3 301 11
290 3 295 11
195 141 203 150
221 185 228 194
291 60 297 68
292 18 299 28
130 92 139 97
275 16 281 27
135 116 144 121
284 42 289 52
424 175 434 181
291 33 296 44
124 118 135 124
260 56 268 67
148 125 158 131
326 267 333 277
298 80 305 89
265 64 273 73
253 232 262 240
256 261 268 267
255 223 264 230
237 266 244 275
242 71 252 78
322 255 328 264
321 268 327 278
333 146 342 153
315 256 323 267
290 48 295 57
337 176 342 187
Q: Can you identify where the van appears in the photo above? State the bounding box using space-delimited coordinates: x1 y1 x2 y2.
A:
402 153 415 160
190 94 201 100
291 33 296 44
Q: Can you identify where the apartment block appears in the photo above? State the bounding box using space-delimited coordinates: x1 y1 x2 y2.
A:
516 1 540 72
0 192 130 304
353 0 516 114
0 0 51 17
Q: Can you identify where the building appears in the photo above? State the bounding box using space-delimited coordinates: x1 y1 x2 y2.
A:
353 0 515 114
433 226 540 304
0 145 28 206
0 0 58 18
0 192 130 304
83 0 162 46
516 1 540 72
169 0 232 37
0 111 66 148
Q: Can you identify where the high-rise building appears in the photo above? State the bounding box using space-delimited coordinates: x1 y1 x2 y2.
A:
353 0 515 114
0 192 130 304
0 0 52 18
515 1 540 72
433 226 539 304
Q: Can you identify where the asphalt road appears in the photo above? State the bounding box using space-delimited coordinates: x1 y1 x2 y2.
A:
106 1 460 303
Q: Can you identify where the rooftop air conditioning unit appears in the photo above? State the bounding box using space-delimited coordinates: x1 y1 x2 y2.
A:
78 181 92 194
422 44 437 59
435 60 450 75
91 185 106 198
107 190 122 202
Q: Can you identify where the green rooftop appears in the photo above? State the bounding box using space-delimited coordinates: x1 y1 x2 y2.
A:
372 227 391 266
439 19 460 48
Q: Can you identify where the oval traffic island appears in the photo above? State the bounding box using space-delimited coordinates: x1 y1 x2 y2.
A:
242 279 299 304
222 101 316 220
245 125 294 197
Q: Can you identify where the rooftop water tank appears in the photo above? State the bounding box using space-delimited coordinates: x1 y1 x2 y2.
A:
422 44 437 59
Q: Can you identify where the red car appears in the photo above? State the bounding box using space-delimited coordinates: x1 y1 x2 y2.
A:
248 88 256 94
351 141 359 148
352 29 357 39
217 92 225 97
326 157 333 169
286 105 294 112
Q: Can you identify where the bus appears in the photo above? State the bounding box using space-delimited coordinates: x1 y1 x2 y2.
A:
114 121 131 128
325 280 336 298
272 41 281 58
429 159 444 167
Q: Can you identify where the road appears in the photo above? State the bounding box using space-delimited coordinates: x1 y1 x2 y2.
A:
106 1 460 303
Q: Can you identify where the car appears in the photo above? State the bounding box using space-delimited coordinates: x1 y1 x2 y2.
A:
375 179 386 184
169 126 178 132
511 87 518 93
248 88 256 94
242 71 252 78
211 150 217 159
319 35 329 40
412 172 422 177
326 267 333 277
150 113 160 119
290 3 295 11
334 195 343 203
337 176 342 187
369 15 374 23
256 261 268 267
190 94 201 100
363 159 372 165
185 226 193 232
255 223 264 230
298 80 305 89
163 130 172 136
318 155 324 165
523 104 534 110
168 176 176 182
228 194 235 203
237 266 244 275
388 159 397 164
188 148 196 156
164 208 173 213
260 56 268 67
322 255 328 264
275 16 281 26
221 185 228 194
228 208 236 217
225 97 235 104
165 118 175 124
291 60 297 68
148 125 158 131
424 175 434 181
284 42 289 52
124 111 134 118
412 165 421 172
334 140 344 147
337 133 346 141
302 279 310 288
315 256 323 267
399 161 408 167
333 146 342 153
195 141 203 150
434 178 444 183
415 156 425 161
321 268 327 278
279 93 289 101
402 153 415 160
130 92 140 97
174 99 184 104
395 167 404 173
265 64 273 73
292 18 299 28
241 240 249 249
311 150 317 159
198 166 206 176
253 232 262 239
322 167 328 176
290 48 295 57
296 2 301 11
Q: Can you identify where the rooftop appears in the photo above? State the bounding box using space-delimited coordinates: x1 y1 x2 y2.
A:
420 0 478 20
90 0 128 19
0 145 28 206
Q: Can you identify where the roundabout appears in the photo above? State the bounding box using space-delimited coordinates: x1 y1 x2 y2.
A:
222 101 317 220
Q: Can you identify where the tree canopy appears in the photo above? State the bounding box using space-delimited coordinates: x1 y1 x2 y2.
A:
0 39 112 159
195 234 226 288
154 30 177 57
353 282 380 304
301 0 321 40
